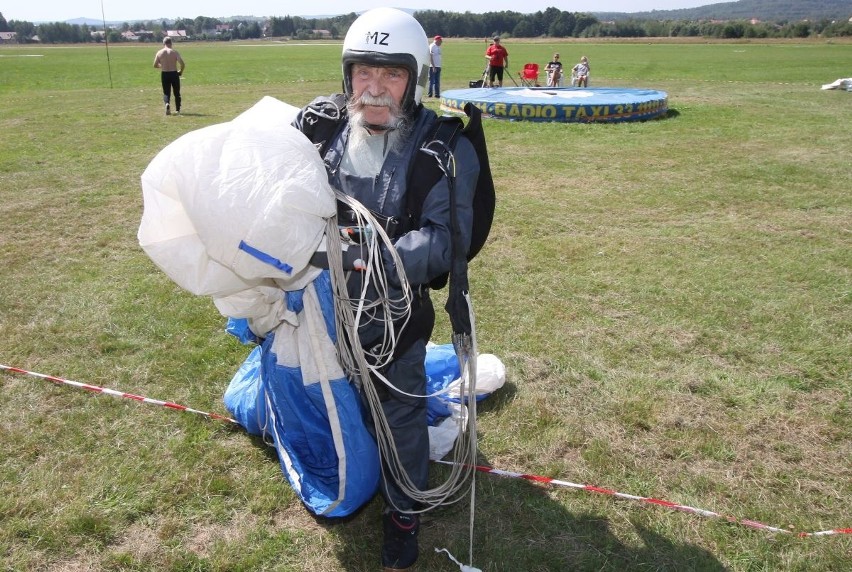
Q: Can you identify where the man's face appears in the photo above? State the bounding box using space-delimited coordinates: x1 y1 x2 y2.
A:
350 64 409 130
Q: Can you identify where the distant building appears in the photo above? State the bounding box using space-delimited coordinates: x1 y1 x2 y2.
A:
0 31 16 44
165 30 188 40
202 24 233 36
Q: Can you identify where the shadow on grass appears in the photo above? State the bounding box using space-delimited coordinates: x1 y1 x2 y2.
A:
318 379 723 571
230 370 722 570
321 453 725 571
164 112 217 118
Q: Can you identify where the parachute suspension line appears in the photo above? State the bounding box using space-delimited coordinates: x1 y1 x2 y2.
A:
327 193 466 406
460 291 479 566
381 140 478 513
329 192 413 374
421 139 457 180
302 96 345 130
327 188 480 514
425 136 481 567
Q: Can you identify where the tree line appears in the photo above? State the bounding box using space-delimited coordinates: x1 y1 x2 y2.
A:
1 8 850 44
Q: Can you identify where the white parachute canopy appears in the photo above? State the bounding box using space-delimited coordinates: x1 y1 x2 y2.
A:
821 78 852 91
138 96 336 297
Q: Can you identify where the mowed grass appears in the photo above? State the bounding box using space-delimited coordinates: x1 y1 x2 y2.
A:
1 38 850 571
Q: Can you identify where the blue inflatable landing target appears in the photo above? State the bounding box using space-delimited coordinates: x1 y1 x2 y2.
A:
440 86 669 123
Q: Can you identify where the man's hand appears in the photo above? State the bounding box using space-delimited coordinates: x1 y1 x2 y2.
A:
342 244 368 271
309 244 368 271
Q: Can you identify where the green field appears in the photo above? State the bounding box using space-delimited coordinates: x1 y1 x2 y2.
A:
1 39 850 571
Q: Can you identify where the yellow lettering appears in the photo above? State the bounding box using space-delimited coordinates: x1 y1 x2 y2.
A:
520 105 536 118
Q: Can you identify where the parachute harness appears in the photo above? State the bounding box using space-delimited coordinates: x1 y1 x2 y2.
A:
327 139 481 569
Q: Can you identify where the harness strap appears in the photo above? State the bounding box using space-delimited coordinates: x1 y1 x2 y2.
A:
337 202 401 241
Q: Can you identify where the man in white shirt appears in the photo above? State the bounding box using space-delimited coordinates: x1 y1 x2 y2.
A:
428 35 442 98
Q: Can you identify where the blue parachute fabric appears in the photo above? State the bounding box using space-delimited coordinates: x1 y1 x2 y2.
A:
225 317 261 345
223 271 380 518
425 343 498 425
425 343 461 424
259 334 379 517
229 339 462 432
223 345 266 436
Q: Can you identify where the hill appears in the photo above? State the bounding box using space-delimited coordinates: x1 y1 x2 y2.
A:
65 17 105 26
48 1 852 27
595 0 852 22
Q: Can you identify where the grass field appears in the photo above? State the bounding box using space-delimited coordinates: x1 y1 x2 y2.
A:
1 38 850 571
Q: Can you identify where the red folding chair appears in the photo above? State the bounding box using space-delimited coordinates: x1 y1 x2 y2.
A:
519 63 540 87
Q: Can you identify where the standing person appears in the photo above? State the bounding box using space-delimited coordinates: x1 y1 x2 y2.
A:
428 35 442 98
293 8 482 572
154 37 185 115
545 52 563 87
573 55 590 88
485 36 509 87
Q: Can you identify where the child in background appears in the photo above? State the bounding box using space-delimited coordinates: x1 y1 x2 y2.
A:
545 53 562 87
573 55 590 87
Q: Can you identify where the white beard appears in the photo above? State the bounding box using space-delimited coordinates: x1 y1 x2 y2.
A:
344 123 388 176
342 108 409 177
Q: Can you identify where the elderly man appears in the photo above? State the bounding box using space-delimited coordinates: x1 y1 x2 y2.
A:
293 8 482 572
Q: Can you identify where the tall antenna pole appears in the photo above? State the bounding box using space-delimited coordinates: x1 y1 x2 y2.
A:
101 0 113 88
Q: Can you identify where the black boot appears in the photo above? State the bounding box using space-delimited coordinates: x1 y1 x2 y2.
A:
381 510 419 571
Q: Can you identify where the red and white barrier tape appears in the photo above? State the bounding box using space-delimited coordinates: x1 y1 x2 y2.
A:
0 364 239 425
3 363 849 538
436 461 852 538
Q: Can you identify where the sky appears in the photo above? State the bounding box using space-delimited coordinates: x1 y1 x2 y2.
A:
2 1 724 23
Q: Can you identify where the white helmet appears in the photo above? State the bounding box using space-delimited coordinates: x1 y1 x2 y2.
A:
342 8 429 117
